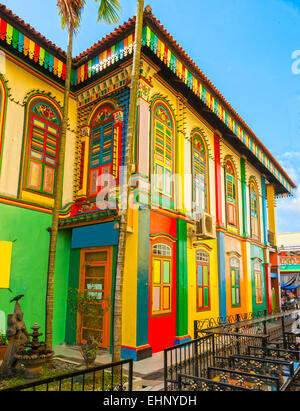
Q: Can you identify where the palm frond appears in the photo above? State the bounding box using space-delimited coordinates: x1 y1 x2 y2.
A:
96 0 121 24
57 0 86 31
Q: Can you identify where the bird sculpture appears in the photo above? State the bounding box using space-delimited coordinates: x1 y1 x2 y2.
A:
10 295 24 303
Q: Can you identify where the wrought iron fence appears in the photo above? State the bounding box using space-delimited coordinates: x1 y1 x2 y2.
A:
229 354 295 379
164 334 215 391
207 366 281 391
0 359 133 392
248 345 300 362
212 331 268 358
283 331 300 351
177 374 253 391
164 331 268 391
194 309 299 340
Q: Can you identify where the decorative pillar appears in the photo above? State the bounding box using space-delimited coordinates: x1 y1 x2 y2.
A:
176 95 187 213
240 157 248 237
214 133 226 318
112 109 124 184
266 184 277 247
121 66 154 360
76 125 91 202
214 133 224 228
261 176 269 246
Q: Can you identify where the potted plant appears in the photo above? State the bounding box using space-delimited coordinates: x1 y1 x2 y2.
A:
0 333 8 361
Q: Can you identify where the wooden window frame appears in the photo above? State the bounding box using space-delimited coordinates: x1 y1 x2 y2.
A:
249 180 261 242
254 261 263 305
225 160 239 230
152 104 174 200
230 257 241 307
192 134 208 214
196 250 211 311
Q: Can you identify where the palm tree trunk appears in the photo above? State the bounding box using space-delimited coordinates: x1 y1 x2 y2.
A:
112 0 144 363
45 26 74 352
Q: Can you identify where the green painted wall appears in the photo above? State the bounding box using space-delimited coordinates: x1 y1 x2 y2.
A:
0 203 71 346
176 218 188 337
65 247 81 345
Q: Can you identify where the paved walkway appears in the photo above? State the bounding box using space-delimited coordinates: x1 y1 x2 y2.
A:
53 345 165 391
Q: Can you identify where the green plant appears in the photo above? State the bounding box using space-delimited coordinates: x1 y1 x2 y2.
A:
67 288 110 344
0 334 7 346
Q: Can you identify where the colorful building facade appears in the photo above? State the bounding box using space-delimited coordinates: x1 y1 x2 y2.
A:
0 5 296 359
278 233 300 299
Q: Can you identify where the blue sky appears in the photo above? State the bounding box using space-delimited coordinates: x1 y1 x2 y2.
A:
3 0 300 233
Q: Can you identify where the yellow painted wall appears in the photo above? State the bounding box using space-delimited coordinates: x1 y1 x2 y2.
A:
0 52 77 207
266 184 277 245
187 239 219 337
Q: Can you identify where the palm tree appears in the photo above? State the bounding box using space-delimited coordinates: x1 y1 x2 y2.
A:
112 0 145 362
45 0 121 352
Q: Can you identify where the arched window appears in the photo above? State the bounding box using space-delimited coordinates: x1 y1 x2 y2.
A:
192 133 208 213
152 103 174 198
230 257 241 307
196 250 210 310
22 98 61 198
250 180 260 240
254 261 263 305
89 104 115 197
151 242 172 316
225 160 238 229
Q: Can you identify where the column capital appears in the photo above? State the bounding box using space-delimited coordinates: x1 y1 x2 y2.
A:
81 125 91 137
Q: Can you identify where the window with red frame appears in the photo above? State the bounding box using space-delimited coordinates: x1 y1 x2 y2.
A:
225 160 238 228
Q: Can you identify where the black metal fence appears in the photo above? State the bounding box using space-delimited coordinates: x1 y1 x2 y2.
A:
283 331 300 351
177 374 253 392
164 331 268 391
248 345 300 362
194 309 299 340
0 359 133 392
229 354 295 379
207 366 281 391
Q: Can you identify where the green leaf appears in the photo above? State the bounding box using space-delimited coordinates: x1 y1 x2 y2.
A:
96 0 121 24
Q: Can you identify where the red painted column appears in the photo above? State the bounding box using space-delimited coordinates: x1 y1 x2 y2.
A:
214 133 224 228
